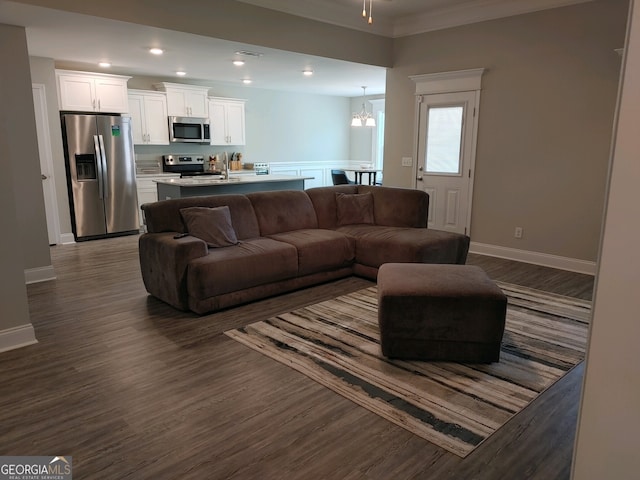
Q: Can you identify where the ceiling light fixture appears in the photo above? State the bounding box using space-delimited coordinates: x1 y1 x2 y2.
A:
303 69 313 76
361 0 373 24
235 50 263 58
351 86 376 127
242 79 252 84
175 71 186 76
233 60 245 66
98 62 111 68
149 47 164 55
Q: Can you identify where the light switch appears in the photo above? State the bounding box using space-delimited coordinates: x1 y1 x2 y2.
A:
401 157 413 167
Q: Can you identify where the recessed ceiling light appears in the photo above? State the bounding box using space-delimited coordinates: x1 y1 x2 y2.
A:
98 62 111 68
242 79 252 84
149 47 163 55
303 69 314 76
233 60 245 66
176 71 187 76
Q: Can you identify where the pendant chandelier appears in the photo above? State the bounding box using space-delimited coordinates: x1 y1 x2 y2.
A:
351 86 376 127
362 0 373 24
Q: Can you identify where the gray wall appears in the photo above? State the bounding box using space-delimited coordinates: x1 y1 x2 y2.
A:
0 24 46 332
18 0 628 263
128 76 352 166
573 1 640 476
385 0 628 262
0 25 51 272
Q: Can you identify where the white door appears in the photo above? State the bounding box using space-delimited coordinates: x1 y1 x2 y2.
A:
415 91 479 235
32 84 60 245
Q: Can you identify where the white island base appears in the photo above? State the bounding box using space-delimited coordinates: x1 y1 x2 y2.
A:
155 174 313 200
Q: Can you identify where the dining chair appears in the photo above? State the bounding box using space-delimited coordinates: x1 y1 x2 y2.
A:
331 169 355 185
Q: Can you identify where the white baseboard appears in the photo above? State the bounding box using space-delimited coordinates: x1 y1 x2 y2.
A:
469 242 597 276
59 233 75 245
0 324 38 353
24 265 56 284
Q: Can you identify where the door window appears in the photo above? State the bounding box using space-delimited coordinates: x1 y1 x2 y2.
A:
425 106 463 175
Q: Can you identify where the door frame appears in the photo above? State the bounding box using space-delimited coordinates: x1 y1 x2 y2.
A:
410 69 484 235
32 83 61 245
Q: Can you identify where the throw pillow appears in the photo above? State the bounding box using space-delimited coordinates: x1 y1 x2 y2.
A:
179 206 239 248
335 192 374 226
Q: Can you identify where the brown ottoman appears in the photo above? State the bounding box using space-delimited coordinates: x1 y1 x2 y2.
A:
377 263 507 363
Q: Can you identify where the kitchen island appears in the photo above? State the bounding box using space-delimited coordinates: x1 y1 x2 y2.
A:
155 174 314 199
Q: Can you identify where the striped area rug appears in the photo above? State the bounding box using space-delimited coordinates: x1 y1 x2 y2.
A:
224 282 591 457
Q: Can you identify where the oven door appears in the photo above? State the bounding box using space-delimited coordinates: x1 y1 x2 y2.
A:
168 116 210 144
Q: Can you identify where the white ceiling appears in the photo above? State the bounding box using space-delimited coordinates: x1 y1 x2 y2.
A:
0 0 591 97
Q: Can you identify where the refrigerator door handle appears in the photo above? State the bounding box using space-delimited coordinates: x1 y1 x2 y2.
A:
93 135 104 200
98 134 109 199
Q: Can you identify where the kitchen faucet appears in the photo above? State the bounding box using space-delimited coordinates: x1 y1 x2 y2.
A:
222 152 229 180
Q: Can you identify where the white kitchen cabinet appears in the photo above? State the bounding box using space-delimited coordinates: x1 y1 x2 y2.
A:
209 97 246 146
136 174 180 227
56 70 130 113
128 90 169 145
154 82 209 117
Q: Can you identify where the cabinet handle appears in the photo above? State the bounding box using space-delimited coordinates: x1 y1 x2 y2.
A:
98 99 101 111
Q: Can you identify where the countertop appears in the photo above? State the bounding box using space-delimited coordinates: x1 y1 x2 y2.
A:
136 172 180 178
153 174 313 187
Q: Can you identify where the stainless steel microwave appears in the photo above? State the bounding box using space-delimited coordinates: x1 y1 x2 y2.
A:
168 116 210 144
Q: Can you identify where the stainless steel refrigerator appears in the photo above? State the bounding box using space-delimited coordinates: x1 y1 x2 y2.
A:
61 114 139 241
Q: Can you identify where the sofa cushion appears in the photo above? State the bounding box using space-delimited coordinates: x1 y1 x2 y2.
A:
306 185 359 229
142 194 261 239
180 206 238 248
335 192 374 226
186 237 298 300
357 185 429 227
268 229 355 276
336 225 470 267
247 190 319 235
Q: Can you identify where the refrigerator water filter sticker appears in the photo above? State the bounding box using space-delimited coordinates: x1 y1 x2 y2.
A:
111 125 121 136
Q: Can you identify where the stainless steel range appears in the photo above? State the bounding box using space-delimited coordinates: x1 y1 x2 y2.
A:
162 154 219 177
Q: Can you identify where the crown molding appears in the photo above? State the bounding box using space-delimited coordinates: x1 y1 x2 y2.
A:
393 0 593 37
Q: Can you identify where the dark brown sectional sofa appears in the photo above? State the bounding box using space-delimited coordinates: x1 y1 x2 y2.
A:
139 185 470 314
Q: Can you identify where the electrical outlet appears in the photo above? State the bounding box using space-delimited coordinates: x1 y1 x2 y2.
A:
514 227 523 239
401 157 413 167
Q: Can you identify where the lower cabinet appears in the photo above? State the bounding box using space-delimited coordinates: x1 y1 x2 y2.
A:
136 174 180 227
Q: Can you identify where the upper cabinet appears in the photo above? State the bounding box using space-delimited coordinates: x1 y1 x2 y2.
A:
128 90 170 145
153 82 209 117
209 97 246 146
56 70 131 113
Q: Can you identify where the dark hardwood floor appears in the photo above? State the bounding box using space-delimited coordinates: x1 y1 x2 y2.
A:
0 235 594 479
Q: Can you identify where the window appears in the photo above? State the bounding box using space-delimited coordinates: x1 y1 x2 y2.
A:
425 106 463 175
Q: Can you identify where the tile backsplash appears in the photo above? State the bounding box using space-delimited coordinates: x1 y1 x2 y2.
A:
135 154 162 174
